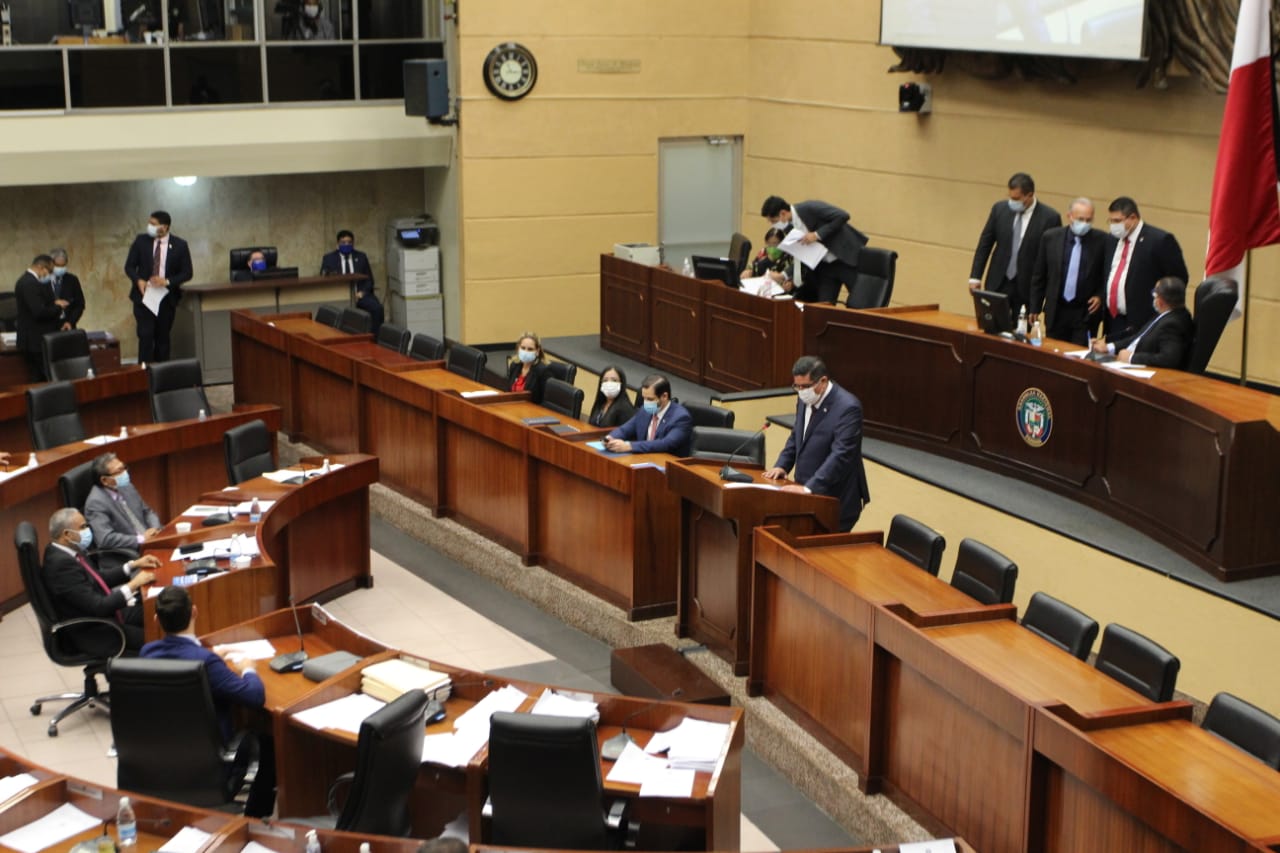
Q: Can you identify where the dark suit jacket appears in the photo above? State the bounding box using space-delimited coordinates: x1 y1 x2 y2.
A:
85 484 162 575
1106 223 1189 330
123 233 193 305
1029 226 1108 327
794 200 868 268
507 360 551 405
971 200 1062 303
54 272 85 328
1112 307 1194 369
15 271 63 353
140 634 265 741
774 383 870 531
42 543 137 657
320 249 375 297
608 401 694 457
589 394 636 429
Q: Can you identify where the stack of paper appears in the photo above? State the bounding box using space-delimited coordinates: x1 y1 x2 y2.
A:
170 535 260 562
292 692 385 735
644 718 731 772
361 658 451 703
0 773 38 803
211 639 277 661
158 826 213 853
180 505 232 517
453 684 528 733
604 742 696 798
529 688 599 721
418 684 528 769
0 803 101 853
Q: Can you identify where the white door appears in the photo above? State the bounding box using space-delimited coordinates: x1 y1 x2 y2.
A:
658 136 741 269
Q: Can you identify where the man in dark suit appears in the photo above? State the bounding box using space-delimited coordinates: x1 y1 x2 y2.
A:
84 452 162 577
49 249 86 330
1092 277 1194 370
1028 198 1108 345
605 374 694 457
123 210 194 363
141 586 276 817
320 229 384 333
763 356 871 531
1102 196 1189 339
969 172 1062 317
15 254 70 382
42 508 157 657
761 196 868 304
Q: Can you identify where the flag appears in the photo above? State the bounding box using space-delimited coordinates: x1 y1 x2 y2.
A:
1205 0 1280 320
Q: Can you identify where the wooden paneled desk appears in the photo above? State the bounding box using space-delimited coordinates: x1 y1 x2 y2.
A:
0 335 121 390
0 367 150 453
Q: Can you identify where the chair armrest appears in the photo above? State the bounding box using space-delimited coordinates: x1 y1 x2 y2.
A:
605 798 627 830
326 771 355 817
51 617 127 658
481 796 493 819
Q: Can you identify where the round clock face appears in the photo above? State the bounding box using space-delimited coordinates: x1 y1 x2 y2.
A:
484 42 537 100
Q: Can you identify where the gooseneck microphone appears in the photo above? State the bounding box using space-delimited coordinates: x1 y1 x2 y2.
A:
269 596 308 673
600 690 684 761
719 422 770 483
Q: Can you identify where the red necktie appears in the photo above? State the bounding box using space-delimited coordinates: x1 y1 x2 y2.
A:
647 414 658 441
153 239 162 278
1108 238 1130 318
77 554 123 623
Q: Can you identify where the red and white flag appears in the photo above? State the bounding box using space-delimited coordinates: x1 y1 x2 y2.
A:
1205 0 1280 320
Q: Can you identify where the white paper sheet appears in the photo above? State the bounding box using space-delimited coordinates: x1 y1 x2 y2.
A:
639 768 696 798
738 275 787 298
239 841 279 853
212 639 277 661
779 228 829 270
0 773 38 803
453 685 528 733
82 435 120 446
180 505 231 517
158 826 213 853
460 390 499 399
169 535 260 562
421 725 490 768
260 470 305 483
142 284 166 317
723 482 780 490
900 840 957 853
645 718 730 771
1102 362 1156 379
0 802 102 853
292 692 386 735
530 689 599 720
604 741 672 786
232 500 276 515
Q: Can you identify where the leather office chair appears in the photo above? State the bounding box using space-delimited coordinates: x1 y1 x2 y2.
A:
488 711 625 850
949 538 1017 605
409 333 445 361
1187 277 1239 374
885 514 945 576
109 658 246 808
546 360 578 385
328 690 430 836
1094 623 1180 703
375 322 410 354
543 378 585 420
690 426 765 466
685 401 735 429
339 306 373 335
149 359 211 423
58 460 97 512
224 419 274 485
27 381 86 449
845 248 897 309
41 329 92 381
229 246 278 277
0 292 17 332
1020 591 1098 661
1201 692 1280 769
445 343 487 382
15 521 123 737
728 232 752 276
315 304 343 327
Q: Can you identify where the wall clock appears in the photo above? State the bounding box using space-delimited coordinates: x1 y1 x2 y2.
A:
483 42 537 100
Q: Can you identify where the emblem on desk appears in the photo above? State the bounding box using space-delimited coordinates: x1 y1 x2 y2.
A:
1015 388 1052 447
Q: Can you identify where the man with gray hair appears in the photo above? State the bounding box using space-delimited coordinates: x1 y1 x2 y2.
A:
85 452 161 577
43 507 158 655
1028 197 1108 345
48 248 86 331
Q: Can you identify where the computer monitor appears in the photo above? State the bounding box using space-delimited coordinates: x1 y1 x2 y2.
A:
971 289 1014 335
691 255 739 288
70 0 106 31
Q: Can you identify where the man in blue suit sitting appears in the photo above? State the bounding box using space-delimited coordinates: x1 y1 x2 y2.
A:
605 373 693 458
140 586 276 817
763 355 870 530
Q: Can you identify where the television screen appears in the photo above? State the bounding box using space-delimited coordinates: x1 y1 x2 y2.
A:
880 0 1147 61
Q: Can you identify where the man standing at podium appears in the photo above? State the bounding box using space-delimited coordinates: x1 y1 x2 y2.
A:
763 356 869 531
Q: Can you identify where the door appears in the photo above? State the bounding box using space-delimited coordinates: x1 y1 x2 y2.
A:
658 136 742 271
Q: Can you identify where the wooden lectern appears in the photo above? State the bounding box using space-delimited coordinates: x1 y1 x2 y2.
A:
667 458 839 675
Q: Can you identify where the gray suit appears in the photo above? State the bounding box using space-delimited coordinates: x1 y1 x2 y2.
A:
792 200 869 304
84 484 161 574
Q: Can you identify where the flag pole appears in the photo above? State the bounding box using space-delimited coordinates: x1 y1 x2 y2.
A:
1240 250 1252 385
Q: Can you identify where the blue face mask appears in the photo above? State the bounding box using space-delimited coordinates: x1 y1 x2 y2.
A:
250 258 267 271
78 527 93 550
113 470 131 489
1007 198 1026 213
517 349 537 364
338 243 354 255
642 400 659 415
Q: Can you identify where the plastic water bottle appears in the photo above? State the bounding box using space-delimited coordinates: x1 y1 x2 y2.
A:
682 257 694 277
119 425 128 439
197 408 207 421
1015 305 1028 337
304 830 321 853
358 844 370 853
321 458 331 475
26 452 37 469
1029 319 1043 347
86 367 95 379
249 497 262 523
116 796 137 849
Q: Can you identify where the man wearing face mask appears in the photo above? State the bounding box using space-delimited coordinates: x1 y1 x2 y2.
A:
320 230 383 333
231 250 269 282
605 374 693 457
1102 196 1189 339
760 196 867 304
84 452 162 578
1027 198 1108 346
1091 277 1194 369
42 507 158 656
289 1 336 40
49 249 86 331
763 356 870 532
968 173 1062 318
15 254 71 382
123 210 194 364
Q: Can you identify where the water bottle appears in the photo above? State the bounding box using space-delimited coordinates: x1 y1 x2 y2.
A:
321 458 331 475
1030 319 1043 347
26 452 37 469
1015 305 1028 337
358 844 370 853
249 497 262 523
116 796 137 850
305 830 321 853
681 257 694 277
119 425 128 439
197 408 207 421
86 367 95 379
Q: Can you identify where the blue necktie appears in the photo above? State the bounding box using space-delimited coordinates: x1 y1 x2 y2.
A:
1006 212 1023 279
1063 235 1081 302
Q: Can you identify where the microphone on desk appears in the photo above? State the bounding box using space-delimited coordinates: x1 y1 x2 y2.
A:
269 596 308 673
719 422 770 484
600 691 683 761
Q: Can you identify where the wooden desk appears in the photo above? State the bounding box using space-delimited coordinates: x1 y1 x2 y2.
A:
0 367 150 453
0 335 121 390
801 303 1280 581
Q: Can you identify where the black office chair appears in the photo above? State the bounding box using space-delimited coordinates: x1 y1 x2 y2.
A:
15 521 123 737
0 292 17 332
27 381 85 449
845 248 897 309
728 232 752 275
409 333 446 361
1201 692 1280 769
690 426 765 465
1187 277 1240 374
546 360 578 385
41 329 92 381
58 460 97 512
543 378 585 420
488 711 626 850
149 359 211 423
339 306 373 335
224 419 274 485
325 690 430 836
445 343 487 382
109 658 246 808
1020 592 1099 661
885 514 946 576
229 246 278 278
315 304 343 327
375 322 410 354
1093 624 1180 703
684 401 735 429
949 538 1017 605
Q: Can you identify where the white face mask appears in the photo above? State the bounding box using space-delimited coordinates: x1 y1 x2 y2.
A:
1068 219 1090 237
53 265 68 277
1109 221 1128 240
600 380 621 399
1007 198 1026 213
146 223 160 238
797 384 820 407
304 4 320 17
